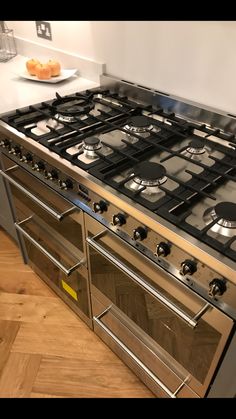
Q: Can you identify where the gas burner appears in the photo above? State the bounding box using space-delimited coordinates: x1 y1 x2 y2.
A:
183 139 211 160
51 93 94 122
128 162 167 195
82 136 102 159
54 113 78 123
203 202 236 237
124 116 154 133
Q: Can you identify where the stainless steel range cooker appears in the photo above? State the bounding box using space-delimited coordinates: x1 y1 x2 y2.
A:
1 74 236 398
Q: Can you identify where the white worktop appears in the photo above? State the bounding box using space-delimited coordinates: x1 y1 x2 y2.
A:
0 55 100 114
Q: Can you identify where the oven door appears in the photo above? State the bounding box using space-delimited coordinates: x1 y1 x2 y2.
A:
85 214 233 398
1 155 91 324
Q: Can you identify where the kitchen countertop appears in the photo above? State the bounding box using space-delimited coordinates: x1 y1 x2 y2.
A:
0 55 100 114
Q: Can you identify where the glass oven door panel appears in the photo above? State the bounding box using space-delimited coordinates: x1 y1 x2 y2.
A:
85 215 233 397
92 294 199 398
2 161 85 255
24 237 90 319
16 214 85 272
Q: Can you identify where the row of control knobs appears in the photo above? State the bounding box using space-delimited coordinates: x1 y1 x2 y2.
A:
93 200 226 297
0 142 74 191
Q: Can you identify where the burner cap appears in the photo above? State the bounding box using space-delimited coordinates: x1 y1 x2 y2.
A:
125 116 153 133
129 116 151 128
188 139 204 149
214 202 236 222
134 162 166 181
84 136 100 146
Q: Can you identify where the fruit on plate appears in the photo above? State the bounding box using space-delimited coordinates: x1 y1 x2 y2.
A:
35 63 52 80
26 58 41 76
47 59 61 77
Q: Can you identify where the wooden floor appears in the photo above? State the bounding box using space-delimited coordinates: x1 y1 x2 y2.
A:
0 227 154 398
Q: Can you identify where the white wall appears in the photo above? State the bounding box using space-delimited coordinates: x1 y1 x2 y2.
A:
7 21 236 114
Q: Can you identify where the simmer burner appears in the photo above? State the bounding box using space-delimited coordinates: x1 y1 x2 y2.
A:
182 138 211 161
124 116 154 133
82 136 102 159
129 162 167 195
203 202 236 237
186 139 206 155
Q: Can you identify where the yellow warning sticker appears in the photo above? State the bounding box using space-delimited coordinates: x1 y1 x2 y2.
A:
61 280 78 301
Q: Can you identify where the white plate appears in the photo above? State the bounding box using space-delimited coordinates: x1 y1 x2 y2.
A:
18 68 77 83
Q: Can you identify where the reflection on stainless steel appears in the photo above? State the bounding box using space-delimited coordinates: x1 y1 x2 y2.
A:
30 118 64 136
54 113 78 123
95 93 124 108
1 75 236 398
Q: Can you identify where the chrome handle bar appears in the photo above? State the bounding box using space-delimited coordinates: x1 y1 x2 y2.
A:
15 217 84 276
87 236 211 329
0 169 76 221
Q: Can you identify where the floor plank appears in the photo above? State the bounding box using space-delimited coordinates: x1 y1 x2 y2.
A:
32 356 154 398
0 352 41 398
12 323 123 362
0 320 20 377
0 271 54 297
0 292 80 325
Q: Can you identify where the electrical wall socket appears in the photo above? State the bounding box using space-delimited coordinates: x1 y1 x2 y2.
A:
35 21 52 41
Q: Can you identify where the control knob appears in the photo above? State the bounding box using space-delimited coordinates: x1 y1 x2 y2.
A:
59 178 73 190
32 161 45 172
156 242 171 257
9 145 21 156
20 152 33 163
112 213 126 226
93 200 108 214
180 259 197 276
45 169 58 180
133 227 147 241
209 278 227 298
0 139 10 148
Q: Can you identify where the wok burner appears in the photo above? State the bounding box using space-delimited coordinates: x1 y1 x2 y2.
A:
203 202 236 237
52 93 94 122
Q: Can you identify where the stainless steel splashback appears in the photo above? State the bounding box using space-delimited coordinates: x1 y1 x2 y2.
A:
100 74 236 135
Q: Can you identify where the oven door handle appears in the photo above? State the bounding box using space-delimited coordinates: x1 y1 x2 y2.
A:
15 217 84 276
94 306 189 398
87 236 211 329
0 169 76 221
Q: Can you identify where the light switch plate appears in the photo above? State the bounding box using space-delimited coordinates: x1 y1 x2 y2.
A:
35 21 52 41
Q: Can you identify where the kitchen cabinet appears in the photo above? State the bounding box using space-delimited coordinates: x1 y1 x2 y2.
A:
0 153 18 240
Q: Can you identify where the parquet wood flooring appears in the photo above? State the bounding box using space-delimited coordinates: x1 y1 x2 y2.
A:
0 227 154 398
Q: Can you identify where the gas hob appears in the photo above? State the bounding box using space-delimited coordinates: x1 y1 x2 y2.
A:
1 79 236 265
